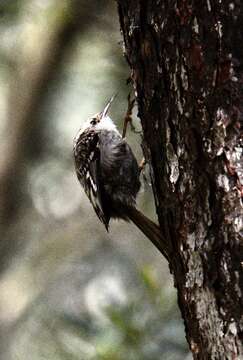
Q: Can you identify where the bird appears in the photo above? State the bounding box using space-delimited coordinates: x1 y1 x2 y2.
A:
73 96 168 258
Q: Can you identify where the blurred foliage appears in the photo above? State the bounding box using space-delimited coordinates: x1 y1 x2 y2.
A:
9 255 189 360
100 267 186 360
0 0 22 19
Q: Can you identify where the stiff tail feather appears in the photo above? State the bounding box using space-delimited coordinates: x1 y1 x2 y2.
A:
126 207 169 261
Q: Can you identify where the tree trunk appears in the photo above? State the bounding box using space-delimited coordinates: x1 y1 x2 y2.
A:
118 1 243 359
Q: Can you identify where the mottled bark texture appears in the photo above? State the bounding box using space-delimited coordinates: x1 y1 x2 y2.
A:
118 1 243 359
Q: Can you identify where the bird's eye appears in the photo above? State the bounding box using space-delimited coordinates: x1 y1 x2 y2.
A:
90 118 97 126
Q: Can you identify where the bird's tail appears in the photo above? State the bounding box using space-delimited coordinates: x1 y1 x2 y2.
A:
126 207 169 261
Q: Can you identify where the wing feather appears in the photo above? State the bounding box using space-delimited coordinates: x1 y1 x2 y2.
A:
73 130 109 229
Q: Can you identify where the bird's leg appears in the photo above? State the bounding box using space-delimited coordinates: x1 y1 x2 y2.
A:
139 157 150 186
122 93 136 138
122 94 146 176
139 157 146 174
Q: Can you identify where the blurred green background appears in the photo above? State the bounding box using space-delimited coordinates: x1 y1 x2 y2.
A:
0 1 191 359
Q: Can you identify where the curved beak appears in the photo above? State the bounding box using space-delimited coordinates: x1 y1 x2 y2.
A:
100 93 118 119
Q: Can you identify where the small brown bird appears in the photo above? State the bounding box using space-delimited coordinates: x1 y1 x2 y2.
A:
73 96 167 257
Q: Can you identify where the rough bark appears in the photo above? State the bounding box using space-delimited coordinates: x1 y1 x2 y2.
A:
118 1 243 359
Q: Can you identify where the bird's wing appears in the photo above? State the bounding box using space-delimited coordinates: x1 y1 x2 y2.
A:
73 130 109 229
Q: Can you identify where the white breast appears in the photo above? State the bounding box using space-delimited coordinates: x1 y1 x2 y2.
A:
96 116 120 134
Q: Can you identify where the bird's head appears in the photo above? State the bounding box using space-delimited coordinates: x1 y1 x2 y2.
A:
76 94 118 139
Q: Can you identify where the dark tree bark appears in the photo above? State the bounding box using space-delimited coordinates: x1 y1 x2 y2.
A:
118 1 243 359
